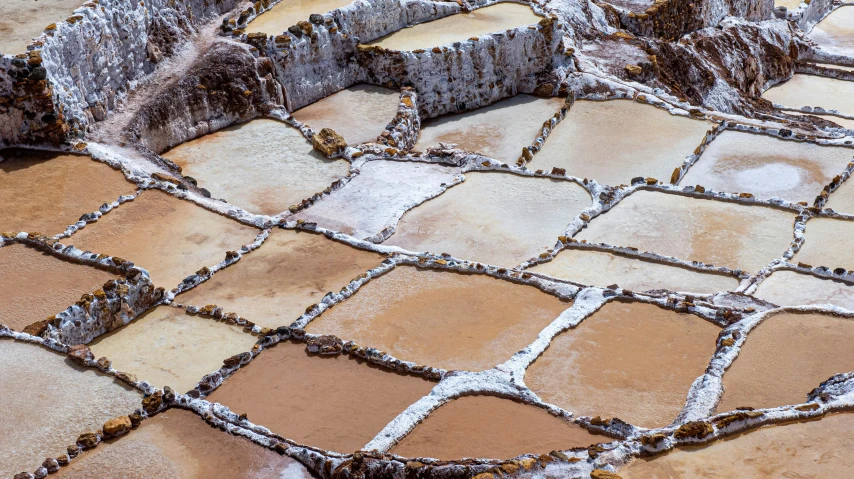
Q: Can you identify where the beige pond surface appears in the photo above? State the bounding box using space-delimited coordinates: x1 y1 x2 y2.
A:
621 413 854 478
773 0 801 9
526 301 720 428
290 84 401 146
794 217 854 270
533 100 711 186
368 2 541 51
89 307 257 393
576 191 795 273
295 160 461 239
307 266 570 371
69 189 260 289
0 339 141 478
207 340 435 453
718 312 854 412
809 6 854 57
53 409 310 479
385 172 591 267
162 119 350 216
415 94 566 164
753 270 854 310
824 179 854 214
178 228 383 329
0 149 136 235
0 244 117 331
247 0 355 35
0 0 83 54
391 396 605 460
789 110 854 130
763 74 854 116
530 248 738 294
680 130 852 202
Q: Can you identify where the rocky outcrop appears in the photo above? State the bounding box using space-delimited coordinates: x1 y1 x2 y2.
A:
0 0 244 147
621 0 774 41
131 41 284 154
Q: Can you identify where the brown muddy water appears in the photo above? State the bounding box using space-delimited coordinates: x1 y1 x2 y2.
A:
0 149 136 235
526 301 720 428
246 0 356 35
717 312 854 412
0 243 117 331
306 266 571 371
206 340 435 453
0 0 85 54
390 395 606 460
177 228 384 329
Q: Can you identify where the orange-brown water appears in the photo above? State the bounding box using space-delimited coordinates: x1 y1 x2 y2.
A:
526 301 720 428
68 189 260 290
306 266 571 371
206 340 435 453
177 229 384 329
621 413 854 478
0 244 117 331
717 312 854 412
53 409 309 478
0 149 136 235
390 395 606 460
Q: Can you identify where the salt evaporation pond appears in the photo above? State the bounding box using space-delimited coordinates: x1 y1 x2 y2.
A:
294 160 460 239
680 130 852 202
246 0 355 35
206 340 435 453
162 119 350 216
576 191 795 273
0 149 136 235
823 179 854 214
621 413 854 478
368 2 542 51
530 248 738 294
52 409 309 479
0 0 84 54
762 74 854 116
0 244 117 331
88 307 257 393
808 6 854 57
290 84 401 146
415 94 566 164
533 100 711 186
178 229 383 329
794 217 854 270
306 266 571 371
717 312 854 412
526 301 720 428
753 270 854 310
391 395 606 460
385 172 591 267
69 189 260 289
0 339 141 478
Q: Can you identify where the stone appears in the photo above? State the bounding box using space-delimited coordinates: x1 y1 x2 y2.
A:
67 344 94 365
102 416 132 438
311 128 347 157
76 432 100 449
